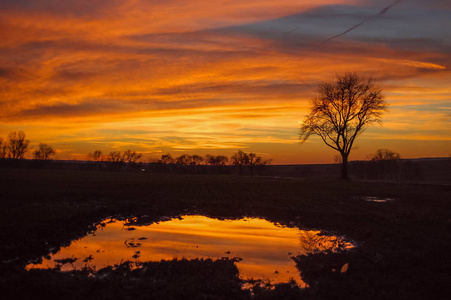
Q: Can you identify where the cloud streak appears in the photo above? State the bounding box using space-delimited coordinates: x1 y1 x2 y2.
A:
0 0 449 162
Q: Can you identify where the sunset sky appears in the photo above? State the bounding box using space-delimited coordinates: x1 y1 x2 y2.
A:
1 0 450 163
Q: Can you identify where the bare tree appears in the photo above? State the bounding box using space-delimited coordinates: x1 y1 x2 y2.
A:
176 154 191 165
367 149 401 161
123 149 142 166
7 131 30 159
248 153 271 177
189 155 204 166
0 138 7 159
159 153 175 164
33 143 56 160
205 154 229 166
87 150 103 162
104 151 125 171
367 149 401 180
106 151 124 163
299 72 388 179
231 150 249 175
175 154 204 166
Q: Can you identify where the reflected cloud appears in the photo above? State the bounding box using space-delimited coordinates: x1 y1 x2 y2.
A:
27 215 354 286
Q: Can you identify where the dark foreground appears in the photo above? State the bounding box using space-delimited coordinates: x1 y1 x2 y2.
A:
0 169 450 299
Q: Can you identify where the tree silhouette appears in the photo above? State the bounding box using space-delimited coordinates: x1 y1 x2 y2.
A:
205 154 229 166
33 143 56 160
160 153 175 164
299 72 388 179
367 149 401 180
367 149 401 161
123 149 142 166
0 138 7 159
248 152 271 177
106 151 124 163
231 151 271 176
6 131 30 159
175 154 204 166
176 154 191 165
87 150 103 162
189 155 204 166
231 150 249 175
333 155 342 164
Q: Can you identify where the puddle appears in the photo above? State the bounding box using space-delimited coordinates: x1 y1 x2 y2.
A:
364 196 395 203
26 215 353 286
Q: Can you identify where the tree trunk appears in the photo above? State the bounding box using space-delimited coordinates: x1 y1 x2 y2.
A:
341 154 348 180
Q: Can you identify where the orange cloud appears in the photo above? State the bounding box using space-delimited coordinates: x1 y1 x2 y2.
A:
1 0 450 163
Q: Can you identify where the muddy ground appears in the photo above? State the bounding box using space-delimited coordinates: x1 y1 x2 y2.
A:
0 168 450 299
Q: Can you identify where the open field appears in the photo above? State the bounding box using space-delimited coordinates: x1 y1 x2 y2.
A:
0 168 450 299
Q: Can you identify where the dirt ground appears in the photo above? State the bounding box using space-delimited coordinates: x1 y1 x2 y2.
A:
0 168 450 299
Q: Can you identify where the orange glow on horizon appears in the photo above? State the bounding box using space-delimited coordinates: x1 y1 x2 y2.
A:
1 0 450 163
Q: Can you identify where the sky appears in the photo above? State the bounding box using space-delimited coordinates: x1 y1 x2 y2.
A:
0 0 450 164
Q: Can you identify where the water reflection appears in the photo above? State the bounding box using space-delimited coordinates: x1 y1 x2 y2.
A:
27 215 353 286
299 231 353 253
364 196 395 203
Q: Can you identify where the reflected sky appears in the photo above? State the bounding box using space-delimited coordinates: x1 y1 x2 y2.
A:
27 215 353 285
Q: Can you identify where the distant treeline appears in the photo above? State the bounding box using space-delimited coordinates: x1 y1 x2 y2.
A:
355 149 424 181
352 159 425 181
2 131 449 181
0 131 273 176
0 131 56 165
86 150 272 176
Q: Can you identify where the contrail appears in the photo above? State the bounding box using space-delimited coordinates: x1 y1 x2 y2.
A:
378 0 403 15
295 0 403 88
323 0 403 43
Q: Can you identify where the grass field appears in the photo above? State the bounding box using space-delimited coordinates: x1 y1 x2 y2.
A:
0 168 450 299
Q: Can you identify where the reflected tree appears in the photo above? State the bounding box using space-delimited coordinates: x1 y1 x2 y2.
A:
299 231 348 253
